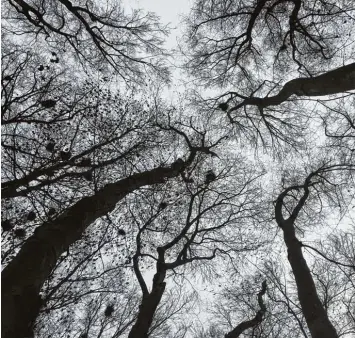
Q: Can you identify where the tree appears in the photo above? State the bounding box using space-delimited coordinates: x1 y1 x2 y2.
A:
182 4 355 333
183 0 355 86
224 280 267 338
274 162 354 338
1 130 220 337
1 35 225 336
124 146 265 337
38 268 140 338
191 274 269 338
190 159 354 338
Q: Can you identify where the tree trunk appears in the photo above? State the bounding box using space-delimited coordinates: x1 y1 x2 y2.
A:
1 163 184 338
280 220 338 338
128 270 166 338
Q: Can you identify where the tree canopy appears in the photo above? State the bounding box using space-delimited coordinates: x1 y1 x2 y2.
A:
1 1 355 338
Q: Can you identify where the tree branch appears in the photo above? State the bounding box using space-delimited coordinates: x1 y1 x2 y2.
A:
225 280 267 338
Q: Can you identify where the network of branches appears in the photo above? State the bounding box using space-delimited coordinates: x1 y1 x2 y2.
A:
1 1 355 338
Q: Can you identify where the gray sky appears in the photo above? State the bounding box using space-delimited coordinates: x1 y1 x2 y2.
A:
126 0 193 49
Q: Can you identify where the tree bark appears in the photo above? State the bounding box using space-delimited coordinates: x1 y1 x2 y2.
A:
279 220 338 338
1 162 185 338
128 264 166 338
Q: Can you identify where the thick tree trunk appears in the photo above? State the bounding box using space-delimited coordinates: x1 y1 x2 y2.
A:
1 163 184 338
243 62 355 109
128 269 166 338
127 283 166 338
280 220 338 338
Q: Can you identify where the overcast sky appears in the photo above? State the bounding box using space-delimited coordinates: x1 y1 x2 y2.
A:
126 0 193 49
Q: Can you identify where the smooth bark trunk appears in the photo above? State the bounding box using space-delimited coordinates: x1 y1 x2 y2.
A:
280 220 338 338
1 163 184 338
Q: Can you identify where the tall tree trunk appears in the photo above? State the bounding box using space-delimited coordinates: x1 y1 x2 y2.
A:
279 219 338 338
128 268 166 338
1 162 185 338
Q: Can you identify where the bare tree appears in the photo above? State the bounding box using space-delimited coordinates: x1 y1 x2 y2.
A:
263 261 310 338
2 135 221 337
2 1 355 337
274 162 354 338
191 273 269 338
182 0 355 151
1 40 226 336
125 152 265 337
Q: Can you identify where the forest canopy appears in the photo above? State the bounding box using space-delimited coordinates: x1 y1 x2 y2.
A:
1 1 355 338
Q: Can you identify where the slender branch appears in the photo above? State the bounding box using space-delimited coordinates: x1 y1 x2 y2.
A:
225 280 267 338
302 243 355 270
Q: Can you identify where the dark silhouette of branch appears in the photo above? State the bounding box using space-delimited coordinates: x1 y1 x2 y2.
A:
6 0 168 80
228 63 355 115
225 280 267 338
302 243 355 270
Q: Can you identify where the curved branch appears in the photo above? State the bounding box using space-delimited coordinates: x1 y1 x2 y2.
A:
225 280 267 338
303 243 355 270
229 63 355 113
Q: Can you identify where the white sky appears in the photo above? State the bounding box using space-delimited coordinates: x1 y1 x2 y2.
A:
128 0 193 49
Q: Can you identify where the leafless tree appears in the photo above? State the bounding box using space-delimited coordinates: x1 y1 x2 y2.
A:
3 1 355 338
274 162 354 338
182 0 355 151
124 150 266 337
224 280 267 338
1 40 229 336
